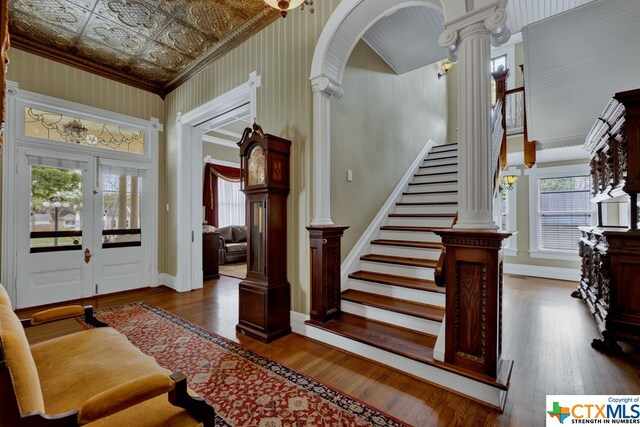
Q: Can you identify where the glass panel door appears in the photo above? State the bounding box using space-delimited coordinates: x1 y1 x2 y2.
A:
16 155 94 308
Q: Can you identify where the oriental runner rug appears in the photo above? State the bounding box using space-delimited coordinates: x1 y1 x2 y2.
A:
86 302 408 427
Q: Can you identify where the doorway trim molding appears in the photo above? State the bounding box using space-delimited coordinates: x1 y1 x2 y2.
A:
174 72 260 293
1 81 162 306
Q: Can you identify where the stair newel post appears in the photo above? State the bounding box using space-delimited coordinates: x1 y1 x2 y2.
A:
435 230 513 379
307 225 350 323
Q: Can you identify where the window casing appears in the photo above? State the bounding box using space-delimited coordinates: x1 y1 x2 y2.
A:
499 181 518 256
526 165 593 260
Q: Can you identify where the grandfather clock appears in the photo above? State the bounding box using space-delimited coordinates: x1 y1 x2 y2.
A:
236 123 291 343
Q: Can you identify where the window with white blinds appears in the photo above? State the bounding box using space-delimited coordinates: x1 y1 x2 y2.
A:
499 178 518 254
538 175 591 251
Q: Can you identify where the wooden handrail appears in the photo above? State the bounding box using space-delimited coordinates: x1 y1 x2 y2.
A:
505 86 524 96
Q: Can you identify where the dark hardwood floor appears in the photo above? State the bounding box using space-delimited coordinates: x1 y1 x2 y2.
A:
17 275 640 426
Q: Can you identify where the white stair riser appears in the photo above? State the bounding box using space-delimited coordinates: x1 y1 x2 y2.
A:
378 230 441 242
430 144 458 152
341 300 441 335
400 193 457 204
427 150 458 160
418 163 458 174
407 182 457 192
421 157 457 167
303 326 506 409
371 244 441 260
393 204 457 215
360 261 435 280
347 278 446 307
412 173 458 184
386 216 454 227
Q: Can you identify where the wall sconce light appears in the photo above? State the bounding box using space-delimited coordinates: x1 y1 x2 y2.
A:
265 0 313 17
438 61 453 79
504 175 518 190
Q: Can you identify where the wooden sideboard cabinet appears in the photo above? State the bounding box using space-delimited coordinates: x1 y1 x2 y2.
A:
576 89 640 352
203 231 220 280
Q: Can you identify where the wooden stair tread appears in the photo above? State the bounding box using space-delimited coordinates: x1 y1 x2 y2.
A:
342 289 444 322
396 201 457 206
305 314 511 390
424 156 457 162
360 253 437 268
408 180 457 185
415 170 457 176
380 225 450 232
403 190 457 195
349 270 445 294
306 312 436 364
389 213 456 218
371 239 442 249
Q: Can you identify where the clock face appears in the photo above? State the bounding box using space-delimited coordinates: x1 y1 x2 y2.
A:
247 145 265 186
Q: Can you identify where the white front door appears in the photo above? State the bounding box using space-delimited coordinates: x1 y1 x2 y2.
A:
15 151 151 308
93 163 150 295
16 151 95 307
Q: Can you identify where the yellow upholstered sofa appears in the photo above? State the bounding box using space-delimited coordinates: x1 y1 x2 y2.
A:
0 284 215 426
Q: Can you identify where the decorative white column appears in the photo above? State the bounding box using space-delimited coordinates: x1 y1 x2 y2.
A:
311 75 343 226
439 8 510 230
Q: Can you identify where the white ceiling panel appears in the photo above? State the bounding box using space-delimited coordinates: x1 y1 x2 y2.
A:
506 0 596 34
523 0 640 146
362 6 446 75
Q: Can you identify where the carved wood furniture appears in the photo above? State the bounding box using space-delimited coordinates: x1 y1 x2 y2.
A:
236 123 291 343
577 88 640 352
0 284 214 426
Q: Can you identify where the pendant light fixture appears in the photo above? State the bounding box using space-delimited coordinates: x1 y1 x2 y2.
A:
264 0 313 17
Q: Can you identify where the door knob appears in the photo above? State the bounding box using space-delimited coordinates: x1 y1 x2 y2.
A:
84 248 92 264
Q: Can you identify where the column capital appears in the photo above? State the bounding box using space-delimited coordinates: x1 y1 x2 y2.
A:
311 75 344 99
439 7 511 61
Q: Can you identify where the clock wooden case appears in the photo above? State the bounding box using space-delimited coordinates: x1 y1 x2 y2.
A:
236 123 291 343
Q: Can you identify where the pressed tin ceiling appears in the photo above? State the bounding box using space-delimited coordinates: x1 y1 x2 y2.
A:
9 0 279 97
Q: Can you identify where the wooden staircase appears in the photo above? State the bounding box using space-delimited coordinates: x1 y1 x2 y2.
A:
305 142 511 409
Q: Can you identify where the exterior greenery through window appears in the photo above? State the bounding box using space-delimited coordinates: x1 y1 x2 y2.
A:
538 175 592 252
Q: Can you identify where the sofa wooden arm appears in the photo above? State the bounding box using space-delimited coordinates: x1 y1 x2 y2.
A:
19 372 214 426
169 371 215 427
20 306 108 328
78 373 175 423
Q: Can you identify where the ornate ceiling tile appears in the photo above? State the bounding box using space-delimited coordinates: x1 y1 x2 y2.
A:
142 0 189 16
179 1 237 38
10 10 78 49
156 21 207 59
8 0 280 97
144 44 190 72
76 41 131 69
93 0 169 39
83 14 150 55
65 0 97 10
11 0 88 34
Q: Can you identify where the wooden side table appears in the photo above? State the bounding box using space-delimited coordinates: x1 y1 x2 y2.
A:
203 231 220 280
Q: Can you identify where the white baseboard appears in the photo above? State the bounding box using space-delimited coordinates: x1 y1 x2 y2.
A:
158 273 177 289
291 311 310 335
504 263 579 282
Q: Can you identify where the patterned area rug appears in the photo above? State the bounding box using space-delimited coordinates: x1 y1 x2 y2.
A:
88 303 407 427
218 262 247 279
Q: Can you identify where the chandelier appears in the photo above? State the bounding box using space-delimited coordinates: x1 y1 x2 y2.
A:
264 0 313 17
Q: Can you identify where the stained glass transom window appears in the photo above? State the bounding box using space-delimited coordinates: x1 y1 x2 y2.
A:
24 108 145 154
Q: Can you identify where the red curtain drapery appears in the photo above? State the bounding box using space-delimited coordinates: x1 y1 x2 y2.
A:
203 163 241 227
